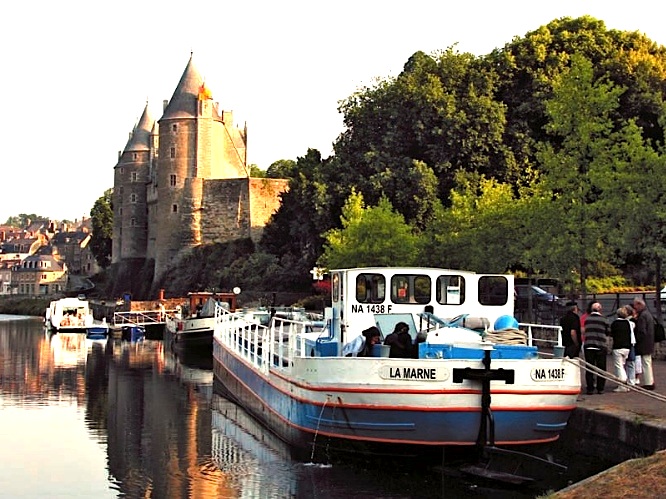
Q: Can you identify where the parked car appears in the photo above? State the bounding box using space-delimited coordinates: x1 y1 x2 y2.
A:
514 284 567 317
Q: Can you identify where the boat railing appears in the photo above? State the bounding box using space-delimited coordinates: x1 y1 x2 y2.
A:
519 322 563 349
214 304 315 371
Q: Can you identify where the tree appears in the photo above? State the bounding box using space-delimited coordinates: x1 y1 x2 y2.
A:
90 189 113 269
319 190 420 269
248 164 266 177
532 54 645 297
488 15 666 176
334 48 512 220
266 159 298 179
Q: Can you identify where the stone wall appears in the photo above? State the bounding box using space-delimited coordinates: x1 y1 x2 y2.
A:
200 179 251 242
248 178 290 241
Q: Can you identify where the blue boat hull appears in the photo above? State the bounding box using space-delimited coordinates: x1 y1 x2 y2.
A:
213 341 574 452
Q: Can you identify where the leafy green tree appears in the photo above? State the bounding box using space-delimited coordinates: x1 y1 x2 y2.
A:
248 164 266 177
90 189 113 268
266 159 298 179
260 150 332 289
4 214 41 227
421 172 527 273
319 190 420 269
334 48 512 219
488 15 666 176
532 54 644 297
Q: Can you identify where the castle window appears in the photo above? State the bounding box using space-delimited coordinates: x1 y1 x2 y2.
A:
130 193 137 203
119 207 123 216
172 124 178 132
170 174 176 187
120 167 125 174
170 147 176 158
130 217 136 227
133 153 138 160
119 186 124 196
172 204 178 213
131 172 138 182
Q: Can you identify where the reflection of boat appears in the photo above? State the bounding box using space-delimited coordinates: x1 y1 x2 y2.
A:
212 266 580 460
86 319 110 340
49 332 90 366
166 292 237 349
120 324 145 343
211 393 298 496
45 297 94 333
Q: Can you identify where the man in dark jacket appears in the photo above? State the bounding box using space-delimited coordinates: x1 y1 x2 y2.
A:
583 302 609 395
633 298 655 390
384 322 415 358
559 301 581 358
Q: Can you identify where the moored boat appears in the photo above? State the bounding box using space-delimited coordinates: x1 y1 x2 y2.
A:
45 296 94 333
166 292 238 349
212 266 580 461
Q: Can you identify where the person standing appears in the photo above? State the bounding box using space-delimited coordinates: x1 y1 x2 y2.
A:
633 298 655 390
609 306 634 392
583 302 609 395
559 301 581 358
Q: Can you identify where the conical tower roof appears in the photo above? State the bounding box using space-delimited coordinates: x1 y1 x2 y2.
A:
124 103 154 152
161 55 204 120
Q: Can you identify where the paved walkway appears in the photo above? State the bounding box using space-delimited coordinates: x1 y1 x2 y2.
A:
575 355 666 421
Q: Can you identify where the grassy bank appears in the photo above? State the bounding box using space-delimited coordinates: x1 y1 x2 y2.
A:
542 450 666 498
0 297 50 317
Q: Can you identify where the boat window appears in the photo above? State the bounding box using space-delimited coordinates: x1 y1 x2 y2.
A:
478 276 509 306
436 275 465 305
391 275 431 304
355 274 385 304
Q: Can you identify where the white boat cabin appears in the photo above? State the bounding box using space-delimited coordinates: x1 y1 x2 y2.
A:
331 267 514 347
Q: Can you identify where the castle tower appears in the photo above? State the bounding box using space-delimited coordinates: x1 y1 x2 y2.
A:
112 104 154 264
153 55 249 277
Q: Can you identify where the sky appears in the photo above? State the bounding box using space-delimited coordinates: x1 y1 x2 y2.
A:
1 0 665 223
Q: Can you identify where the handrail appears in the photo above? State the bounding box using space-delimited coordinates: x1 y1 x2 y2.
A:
214 303 313 371
113 309 176 326
519 322 563 348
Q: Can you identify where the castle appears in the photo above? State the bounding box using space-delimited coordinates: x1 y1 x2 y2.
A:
112 55 289 284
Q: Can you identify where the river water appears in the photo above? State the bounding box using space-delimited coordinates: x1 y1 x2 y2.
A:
0 315 605 498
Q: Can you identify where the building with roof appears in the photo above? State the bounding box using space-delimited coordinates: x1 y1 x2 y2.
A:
112 55 288 287
51 231 100 277
12 254 67 296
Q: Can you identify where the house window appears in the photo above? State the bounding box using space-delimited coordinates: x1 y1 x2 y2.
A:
130 193 137 203
170 147 176 158
131 172 138 182
170 174 176 187
172 204 178 213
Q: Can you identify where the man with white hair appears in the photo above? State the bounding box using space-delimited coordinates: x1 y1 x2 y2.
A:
583 301 609 395
632 298 655 390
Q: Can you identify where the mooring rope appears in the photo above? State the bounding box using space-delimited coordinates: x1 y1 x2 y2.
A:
541 352 666 403
484 328 528 345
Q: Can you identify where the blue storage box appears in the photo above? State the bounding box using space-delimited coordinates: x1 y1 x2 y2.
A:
304 338 338 357
419 343 537 360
